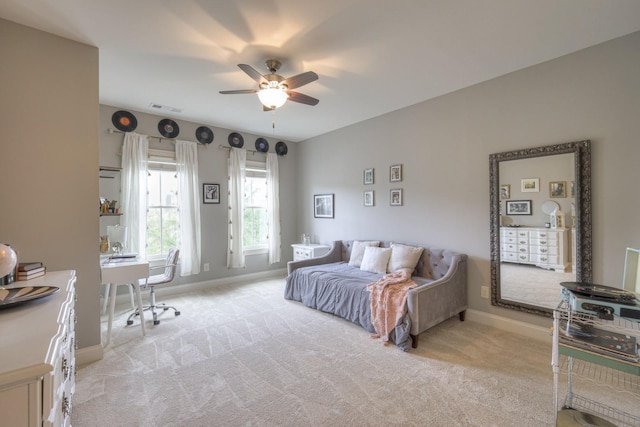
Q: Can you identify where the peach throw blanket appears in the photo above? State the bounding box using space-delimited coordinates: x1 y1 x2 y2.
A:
367 271 417 344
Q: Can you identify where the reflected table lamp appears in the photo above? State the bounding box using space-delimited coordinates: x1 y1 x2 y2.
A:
107 225 128 255
0 243 18 287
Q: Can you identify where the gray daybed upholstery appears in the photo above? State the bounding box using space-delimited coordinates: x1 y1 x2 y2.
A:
285 240 468 349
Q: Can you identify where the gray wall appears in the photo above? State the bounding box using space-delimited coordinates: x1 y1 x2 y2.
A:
99 105 297 284
296 31 640 328
500 153 575 228
0 19 101 348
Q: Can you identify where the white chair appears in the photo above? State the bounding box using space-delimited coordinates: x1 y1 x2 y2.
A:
127 248 180 326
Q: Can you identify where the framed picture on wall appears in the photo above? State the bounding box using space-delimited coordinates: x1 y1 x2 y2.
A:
500 184 510 199
390 164 402 182
390 189 403 206
506 200 532 215
364 168 374 185
549 181 567 198
314 194 334 218
364 190 374 207
521 178 539 192
203 183 220 204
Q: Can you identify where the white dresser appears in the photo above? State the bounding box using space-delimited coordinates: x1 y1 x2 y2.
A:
291 244 331 261
0 270 76 427
500 227 569 272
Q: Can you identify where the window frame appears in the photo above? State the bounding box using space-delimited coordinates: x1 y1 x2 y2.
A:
243 160 268 256
146 149 179 261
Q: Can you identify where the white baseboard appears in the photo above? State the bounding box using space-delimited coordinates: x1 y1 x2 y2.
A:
76 344 104 367
466 308 552 343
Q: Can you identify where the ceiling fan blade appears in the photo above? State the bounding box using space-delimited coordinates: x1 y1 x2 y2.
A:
263 105 275 112
287 91 319 106
284 71 318 89
238 64 267 84
219 89 259 94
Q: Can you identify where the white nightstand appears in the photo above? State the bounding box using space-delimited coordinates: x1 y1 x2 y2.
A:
291 244 331 261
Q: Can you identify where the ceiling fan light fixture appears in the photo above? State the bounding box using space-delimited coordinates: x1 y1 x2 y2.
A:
258 87 288 109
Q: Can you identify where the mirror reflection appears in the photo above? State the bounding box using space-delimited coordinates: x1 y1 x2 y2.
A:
499 154 575 309
490 141 592 317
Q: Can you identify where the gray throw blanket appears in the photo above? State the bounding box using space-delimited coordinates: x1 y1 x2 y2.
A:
284 262 413 351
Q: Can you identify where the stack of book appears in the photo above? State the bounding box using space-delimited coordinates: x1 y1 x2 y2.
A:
17 262 46 281
560 320 639 363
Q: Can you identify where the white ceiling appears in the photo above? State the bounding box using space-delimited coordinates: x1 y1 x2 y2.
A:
2 0 640 142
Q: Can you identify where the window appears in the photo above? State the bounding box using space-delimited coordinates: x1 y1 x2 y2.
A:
147 155 179 259
243 161 268 253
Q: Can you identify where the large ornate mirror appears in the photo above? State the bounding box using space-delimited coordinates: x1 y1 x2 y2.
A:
490 140 592 317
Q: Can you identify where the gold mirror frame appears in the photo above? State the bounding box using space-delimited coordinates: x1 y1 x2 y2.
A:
489 140 592 317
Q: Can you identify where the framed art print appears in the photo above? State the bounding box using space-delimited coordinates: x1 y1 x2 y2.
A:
314 194 334 218
203 183 220 204
364 168 374 185
390 164 402 182
549 181 567 198
506 200 532 215
521 178 539 192
364 190 374 207
390 189 403 206
500 184 510 200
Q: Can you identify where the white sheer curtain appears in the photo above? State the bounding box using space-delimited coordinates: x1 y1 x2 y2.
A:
227 148 246 268
266 153 281 264
120 132 149 258
176 140 201 276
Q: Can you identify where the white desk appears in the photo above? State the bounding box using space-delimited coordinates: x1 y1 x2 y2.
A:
100 259 149 346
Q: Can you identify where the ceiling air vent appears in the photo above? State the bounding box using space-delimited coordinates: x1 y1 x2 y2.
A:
149 103 183 114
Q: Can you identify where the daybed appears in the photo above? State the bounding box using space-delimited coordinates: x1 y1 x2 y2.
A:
285 240 468 350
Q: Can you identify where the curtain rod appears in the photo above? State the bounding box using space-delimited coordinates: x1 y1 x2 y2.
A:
217 145 285 157
107 128 207 146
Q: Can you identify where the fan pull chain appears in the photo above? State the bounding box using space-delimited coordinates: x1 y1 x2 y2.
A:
272 109 277 135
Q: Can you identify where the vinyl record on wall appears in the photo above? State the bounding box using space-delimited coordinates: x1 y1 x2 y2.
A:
275 141 288 156
111 110 138 132
196 126 214 144
228 132 244 148
158 119 180 138
255 138 269 153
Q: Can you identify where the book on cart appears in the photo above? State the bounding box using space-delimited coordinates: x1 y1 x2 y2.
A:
18 261 43 272
559 320 639 363
17 266 46 281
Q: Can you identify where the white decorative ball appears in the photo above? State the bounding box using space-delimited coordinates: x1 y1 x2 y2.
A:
0 243 18 278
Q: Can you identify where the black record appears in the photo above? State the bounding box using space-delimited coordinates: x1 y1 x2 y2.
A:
275 141 288 155
158 119 180 138
560 282 637 303
255 138 269 153
111 110 137 132
196 126 214 144
228 132 244 148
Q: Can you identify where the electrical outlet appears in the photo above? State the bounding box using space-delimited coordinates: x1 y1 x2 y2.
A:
481 286 489 299
204 263 210 272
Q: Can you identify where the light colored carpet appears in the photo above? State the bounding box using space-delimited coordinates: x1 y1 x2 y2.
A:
72 276 636 427
500 263 575 309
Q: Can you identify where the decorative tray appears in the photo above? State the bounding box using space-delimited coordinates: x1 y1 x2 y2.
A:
0 286 60 309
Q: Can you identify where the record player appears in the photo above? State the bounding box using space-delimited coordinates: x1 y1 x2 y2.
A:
560 282 640 321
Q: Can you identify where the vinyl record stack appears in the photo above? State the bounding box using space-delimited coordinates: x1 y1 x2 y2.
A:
17 261 46 281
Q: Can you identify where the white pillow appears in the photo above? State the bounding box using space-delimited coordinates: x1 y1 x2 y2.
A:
360 246 392 274
348 240 380 267
387 243 424 275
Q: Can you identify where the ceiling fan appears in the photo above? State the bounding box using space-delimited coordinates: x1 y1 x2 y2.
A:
220 59 319 110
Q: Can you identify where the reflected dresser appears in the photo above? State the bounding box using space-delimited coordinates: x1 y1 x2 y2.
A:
500 227 569 272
